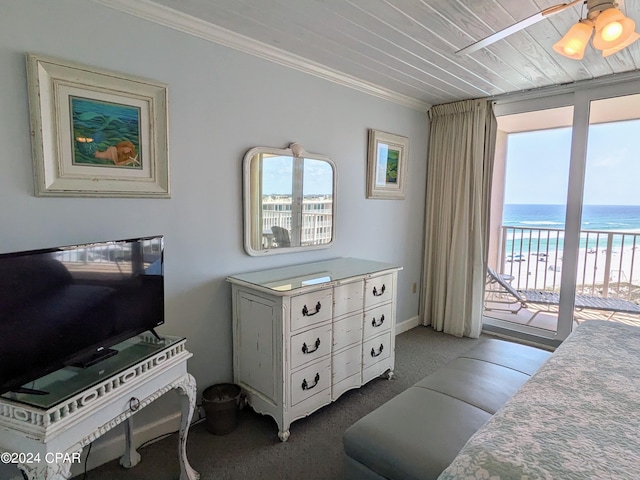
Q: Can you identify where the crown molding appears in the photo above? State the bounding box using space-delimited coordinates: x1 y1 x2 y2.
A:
92 0 430 112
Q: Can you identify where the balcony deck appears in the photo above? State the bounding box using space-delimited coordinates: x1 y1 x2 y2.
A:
486 225 640 332
485 299 640 331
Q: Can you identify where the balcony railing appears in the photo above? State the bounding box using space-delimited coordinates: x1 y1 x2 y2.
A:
499 226 640 303
262 210 333 246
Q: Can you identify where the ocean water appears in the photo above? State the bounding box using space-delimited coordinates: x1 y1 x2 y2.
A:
502 204 640 254
503 204 640 232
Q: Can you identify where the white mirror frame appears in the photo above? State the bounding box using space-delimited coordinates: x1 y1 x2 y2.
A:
242 144 337 256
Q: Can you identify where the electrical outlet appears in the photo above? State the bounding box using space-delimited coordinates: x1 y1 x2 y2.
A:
412 282 417 294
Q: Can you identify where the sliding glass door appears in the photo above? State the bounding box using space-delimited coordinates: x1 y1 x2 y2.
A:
573 94 640 324
485 105 573 337
485 80 640 342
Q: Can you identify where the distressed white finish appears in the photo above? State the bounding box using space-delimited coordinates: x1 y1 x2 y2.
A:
0 338 199 480
228 258 401 441
95 0 640 109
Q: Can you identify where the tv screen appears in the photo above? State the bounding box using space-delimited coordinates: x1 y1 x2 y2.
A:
0 235 164 395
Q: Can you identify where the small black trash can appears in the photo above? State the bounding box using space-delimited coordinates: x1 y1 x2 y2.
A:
202 383 242 435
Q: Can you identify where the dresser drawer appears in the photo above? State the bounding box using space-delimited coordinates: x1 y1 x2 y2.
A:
333 281 363 318
290 289 333 331
363 303 392 340
290 323 332 370
362 331 391 370
290 358 331 406
332 343 361 384
364 273 394 309
333 312 363 351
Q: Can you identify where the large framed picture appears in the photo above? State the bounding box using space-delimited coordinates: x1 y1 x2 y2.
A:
26 53 170 197
366 129 408 199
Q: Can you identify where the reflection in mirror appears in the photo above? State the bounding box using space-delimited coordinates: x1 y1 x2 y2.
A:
243 144 336 256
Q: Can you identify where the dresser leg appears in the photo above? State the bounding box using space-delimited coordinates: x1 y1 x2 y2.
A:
278 429 290 442
120 417 141 468
175 374 200 480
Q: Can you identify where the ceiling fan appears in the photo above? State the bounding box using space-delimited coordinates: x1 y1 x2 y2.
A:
456 0 640 60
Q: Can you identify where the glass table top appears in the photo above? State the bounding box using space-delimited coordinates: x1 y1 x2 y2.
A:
1 334 184 409
227 257 401 293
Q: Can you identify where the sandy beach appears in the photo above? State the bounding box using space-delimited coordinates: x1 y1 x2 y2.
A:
501 245 640 301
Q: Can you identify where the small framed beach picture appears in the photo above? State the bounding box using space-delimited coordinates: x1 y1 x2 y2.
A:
26 53 170 197
366 129 408 199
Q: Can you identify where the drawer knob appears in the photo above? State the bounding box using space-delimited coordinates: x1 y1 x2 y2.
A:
301 373 320 391
302 338 321 354
372 284 386 297
371 344 384 357
302 301 322 316
371 314 385 328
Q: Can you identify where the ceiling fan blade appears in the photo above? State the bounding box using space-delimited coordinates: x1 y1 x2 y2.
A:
455 0 584 55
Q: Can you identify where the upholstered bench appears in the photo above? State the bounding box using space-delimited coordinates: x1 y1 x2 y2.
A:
342 339 551 480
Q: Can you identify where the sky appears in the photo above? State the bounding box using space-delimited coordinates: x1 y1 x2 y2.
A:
504 118 640 206
261 156 333 195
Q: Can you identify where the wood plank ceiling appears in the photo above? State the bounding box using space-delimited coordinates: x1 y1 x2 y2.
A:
105 0 640 110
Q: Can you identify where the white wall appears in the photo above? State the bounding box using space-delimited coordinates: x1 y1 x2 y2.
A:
0 0 428 471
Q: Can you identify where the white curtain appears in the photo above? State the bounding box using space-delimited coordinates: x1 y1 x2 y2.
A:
420 99 497 338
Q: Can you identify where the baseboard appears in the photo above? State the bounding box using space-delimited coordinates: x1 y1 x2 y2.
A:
395 316 419 335
69 411 182 477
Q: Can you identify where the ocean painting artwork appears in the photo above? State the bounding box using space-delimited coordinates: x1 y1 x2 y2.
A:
27 54 169 197
70 96 142 169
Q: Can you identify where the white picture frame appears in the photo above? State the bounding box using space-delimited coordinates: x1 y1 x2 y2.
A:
366 129 408 199
26 53 170 197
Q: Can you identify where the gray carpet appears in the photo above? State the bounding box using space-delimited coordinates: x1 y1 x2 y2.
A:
77 326 482 480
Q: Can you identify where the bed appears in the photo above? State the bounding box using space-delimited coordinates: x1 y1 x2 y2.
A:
438 320 640 479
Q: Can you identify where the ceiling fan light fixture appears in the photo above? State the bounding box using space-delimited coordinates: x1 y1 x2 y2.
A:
601 20 623 41
601 30 640 56
553 21 594 59
455 0 639 59
592 7 637 50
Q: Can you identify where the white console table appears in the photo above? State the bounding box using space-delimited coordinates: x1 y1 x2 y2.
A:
0 334 199 480
228 257 402 441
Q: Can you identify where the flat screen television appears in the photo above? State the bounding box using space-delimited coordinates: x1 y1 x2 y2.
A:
0 235 164 395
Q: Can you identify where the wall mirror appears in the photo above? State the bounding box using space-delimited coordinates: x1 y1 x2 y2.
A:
243 143 336 256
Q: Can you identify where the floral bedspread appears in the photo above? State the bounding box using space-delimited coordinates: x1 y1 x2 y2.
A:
438 320 640 480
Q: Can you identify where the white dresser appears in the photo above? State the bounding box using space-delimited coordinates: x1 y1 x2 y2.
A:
227 258 402 441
